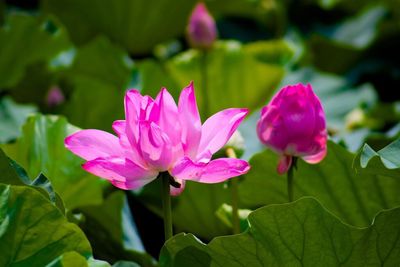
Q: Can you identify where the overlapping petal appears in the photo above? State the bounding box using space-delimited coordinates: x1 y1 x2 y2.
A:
154 88 182 145
112 120 145 167
178 82 201 158
139 121 174 170
65 129 123 161
82 157 158 190
172 157 250 184
124 89 142 146
198 108 248 158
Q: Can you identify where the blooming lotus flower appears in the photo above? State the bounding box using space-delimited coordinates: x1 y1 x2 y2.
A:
65 82 250 195
257 83 327 174
186 2 217 50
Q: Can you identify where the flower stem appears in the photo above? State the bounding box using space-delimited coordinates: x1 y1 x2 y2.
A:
226 147 240 234
200 51 209 117
161 172 173 241
287 157 298 202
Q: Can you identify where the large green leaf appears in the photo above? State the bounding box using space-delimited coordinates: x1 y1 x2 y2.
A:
0 184 92 266
0 148 26 186
239 141 400 227
1 114 106 210
47 251 111 267
137 179 231 240
61 37 132 131
160 197 400 266
140 40 291 118
0 97 36 143
78 191 156 267
0 14 70 88
0 148 65 212
41 0 197 55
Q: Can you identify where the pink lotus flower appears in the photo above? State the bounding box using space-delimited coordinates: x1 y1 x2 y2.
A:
65 82 250 195
257 83 327 174
186 3 218 50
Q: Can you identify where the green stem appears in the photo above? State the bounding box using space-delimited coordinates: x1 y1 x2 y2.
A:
287 157 297 202
200 51 209 117
161 172 173 241
226 148 240 234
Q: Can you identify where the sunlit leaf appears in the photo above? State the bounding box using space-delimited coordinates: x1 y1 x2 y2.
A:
47 252 111 267
0 148 65 212
0 97 36 143
1 114 106 210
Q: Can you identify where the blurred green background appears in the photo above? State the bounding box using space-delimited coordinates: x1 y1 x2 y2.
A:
2 0 400 150
1 0 400 262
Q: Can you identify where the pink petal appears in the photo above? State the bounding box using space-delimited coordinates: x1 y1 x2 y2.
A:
112 120 145 167
178 82 201 158
302 143 327 164
139 122 173 171
277 155 292 175
257 105 289 153
170 180 186 196
82 157 158 190
198 108 248 158
154 88 182 145
112 120 131 149
124 89 143 146
65 129 123 161
171 157 250 184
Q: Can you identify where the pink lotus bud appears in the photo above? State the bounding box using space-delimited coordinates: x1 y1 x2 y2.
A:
46 86 65 107
186 3 218 50
257 83 327 174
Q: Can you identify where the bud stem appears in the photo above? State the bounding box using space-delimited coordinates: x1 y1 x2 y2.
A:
226 147 241 234
161 172 173 241
200 51 210 117
287 157 298 202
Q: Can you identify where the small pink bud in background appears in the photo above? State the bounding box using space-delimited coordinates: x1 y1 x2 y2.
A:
186 2 218 50
46 86 65 107
257 83 327 174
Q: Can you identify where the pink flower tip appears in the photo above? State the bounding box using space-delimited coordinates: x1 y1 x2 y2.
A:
186 2 218 50
257 83 328 174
